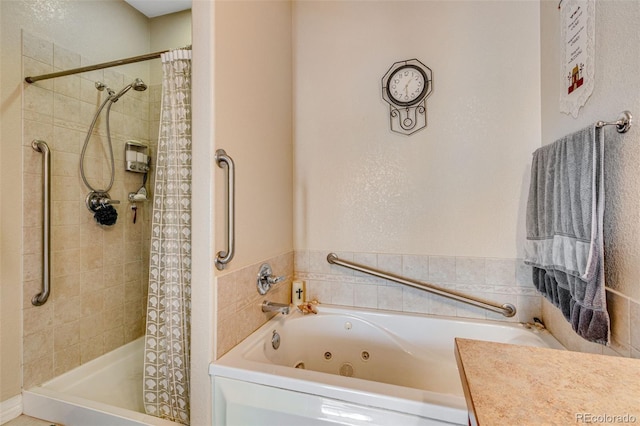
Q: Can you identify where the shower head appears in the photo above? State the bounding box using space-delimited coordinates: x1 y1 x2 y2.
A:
95 81 115 97
132 78 147 91
110 78 147 103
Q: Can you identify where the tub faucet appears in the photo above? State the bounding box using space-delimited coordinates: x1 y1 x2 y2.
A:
262 300 290 315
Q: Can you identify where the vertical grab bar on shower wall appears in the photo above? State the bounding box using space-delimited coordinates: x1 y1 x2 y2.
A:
215 149 235 270
31 140 51 306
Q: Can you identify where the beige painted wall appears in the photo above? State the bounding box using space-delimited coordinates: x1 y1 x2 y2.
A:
188 2 294 423
293 1 541 260
214 0 293 271
540 0 640 357
211 0 294 357
188 2 215 424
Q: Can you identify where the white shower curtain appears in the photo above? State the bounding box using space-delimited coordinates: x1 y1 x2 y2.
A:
143 48 192 425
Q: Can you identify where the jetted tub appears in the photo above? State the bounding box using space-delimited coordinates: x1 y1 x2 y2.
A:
210 304 564 425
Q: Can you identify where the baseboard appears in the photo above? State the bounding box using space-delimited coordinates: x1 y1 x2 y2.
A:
0 394 22 425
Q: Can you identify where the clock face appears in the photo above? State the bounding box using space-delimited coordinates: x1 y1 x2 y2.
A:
387 65 427 106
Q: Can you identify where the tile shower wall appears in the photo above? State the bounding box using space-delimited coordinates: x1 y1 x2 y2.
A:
21 32 153 388
295 250 542 324
216 251 293 357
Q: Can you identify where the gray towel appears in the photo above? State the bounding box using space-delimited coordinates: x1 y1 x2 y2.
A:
524 126 610 345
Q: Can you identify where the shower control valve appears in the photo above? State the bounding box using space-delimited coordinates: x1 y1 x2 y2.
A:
85 191 120 212
257 263 286 295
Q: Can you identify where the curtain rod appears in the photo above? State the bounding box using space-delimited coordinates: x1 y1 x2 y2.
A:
24 49 169 84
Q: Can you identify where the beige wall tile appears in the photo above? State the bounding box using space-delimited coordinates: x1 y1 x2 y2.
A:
22 31 53 64
103 285 125 312
53 44 80 69
23 280 42 309
23 330 54 364
124 261 142 283
125 279 143 301
102 304 124 330
23 253 42 282
353 284 378 309
631 301 640 352
51 225 81 252
24 86 54 118
80 312 105 342
23 356 54 390
17 17 154 393
53 75 80 101
52 249 82 277
53 320 80 351
24 119 54 147
81 248 103 271
607 291 631 357
103 326 124 353
54 344 80 376
102 264 124 287
215 252 294 360
53 296 82 324
51 201 82 226
330 282 354 307
81 291 104 317
52 273 80 301
81 335 105 363
23 305 54 336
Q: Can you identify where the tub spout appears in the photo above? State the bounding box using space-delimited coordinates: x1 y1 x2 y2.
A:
262 300 290 315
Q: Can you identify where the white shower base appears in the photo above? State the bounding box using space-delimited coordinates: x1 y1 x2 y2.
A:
23 338 178 426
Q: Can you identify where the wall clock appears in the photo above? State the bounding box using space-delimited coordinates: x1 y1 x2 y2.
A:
382 59 433 135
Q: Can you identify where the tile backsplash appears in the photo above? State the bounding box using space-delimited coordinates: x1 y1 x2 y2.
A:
215 252 294 358
294 250 639 359
294 250 541 324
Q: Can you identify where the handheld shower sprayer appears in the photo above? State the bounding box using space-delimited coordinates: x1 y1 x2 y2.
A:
109 78 147 103
81 77 147 226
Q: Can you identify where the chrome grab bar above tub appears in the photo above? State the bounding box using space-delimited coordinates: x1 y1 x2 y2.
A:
215 149 235 270
32 140 51 306
326 253 516 318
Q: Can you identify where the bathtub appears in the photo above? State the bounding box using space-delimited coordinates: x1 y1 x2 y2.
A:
210 304 564 425
22 337 178 426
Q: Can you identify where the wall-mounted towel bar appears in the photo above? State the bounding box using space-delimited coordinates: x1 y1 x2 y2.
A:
327 253 516 317
31 140 51 306
595 111 632 133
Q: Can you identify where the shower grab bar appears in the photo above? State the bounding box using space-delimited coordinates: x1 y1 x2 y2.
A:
31 140 51 306
215 149 235 270
326 253 516 317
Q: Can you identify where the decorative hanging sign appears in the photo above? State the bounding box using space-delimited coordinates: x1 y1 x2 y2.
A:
559 0 595 118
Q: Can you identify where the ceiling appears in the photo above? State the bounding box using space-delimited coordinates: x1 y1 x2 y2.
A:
124 0 191 18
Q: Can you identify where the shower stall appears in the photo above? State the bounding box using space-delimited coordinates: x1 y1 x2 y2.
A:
20 13 192 424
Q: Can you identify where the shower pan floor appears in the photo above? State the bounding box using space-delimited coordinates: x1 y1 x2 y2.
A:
23 338 178 426
41 337 144 412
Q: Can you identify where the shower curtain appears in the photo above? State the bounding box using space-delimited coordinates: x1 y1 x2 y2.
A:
143 48 192 425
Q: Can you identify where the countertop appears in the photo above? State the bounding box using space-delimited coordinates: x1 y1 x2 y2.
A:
454 338 640 426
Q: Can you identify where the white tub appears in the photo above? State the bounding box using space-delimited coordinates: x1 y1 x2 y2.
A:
23 338 178 426
210 304 564 425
